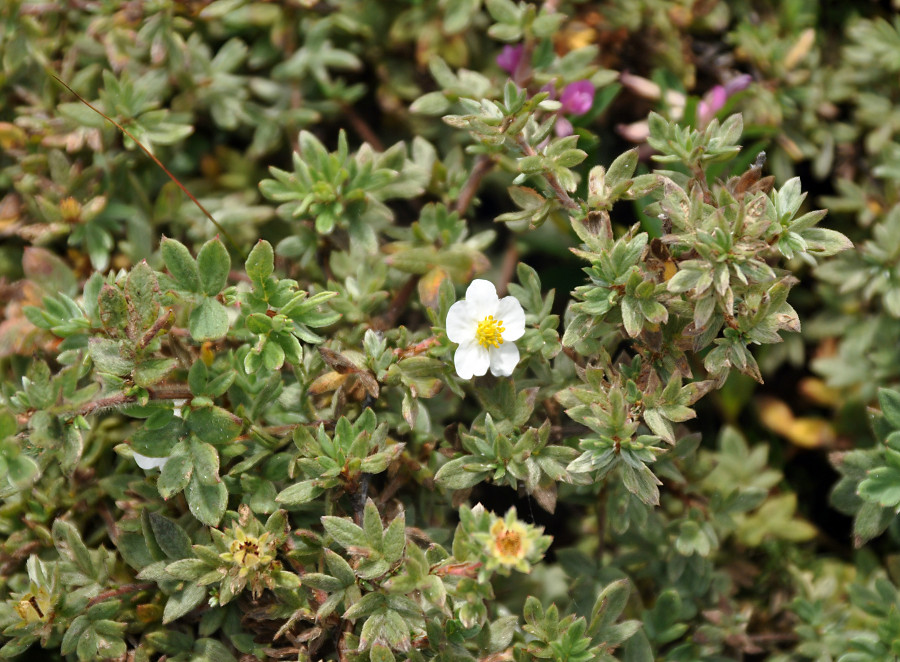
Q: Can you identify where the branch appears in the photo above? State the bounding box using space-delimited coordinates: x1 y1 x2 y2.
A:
342 102 384 152
86 583 155 608
393 335 440 358
49 74 244 257
517 137 579 210
77 383 194 418
454 154 494 216
372 275 419 331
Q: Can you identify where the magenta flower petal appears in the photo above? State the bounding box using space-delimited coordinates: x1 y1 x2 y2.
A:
724 73 753 96
497 44 524 75
554 117 574 137
560 80 595 115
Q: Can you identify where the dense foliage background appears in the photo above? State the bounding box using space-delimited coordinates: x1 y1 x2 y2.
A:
1 1 900 660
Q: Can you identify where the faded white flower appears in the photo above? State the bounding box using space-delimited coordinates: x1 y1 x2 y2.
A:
132 399 186 471
446 280 525 379
133 452 169 471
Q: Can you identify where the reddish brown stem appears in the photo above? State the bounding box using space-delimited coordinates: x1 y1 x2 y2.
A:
496 240 519 297
517 137 579 210
393 335 440 358
139 308 174 350
372 275 419 331
86 583 155 608
342 103 384 152
455 154 494 216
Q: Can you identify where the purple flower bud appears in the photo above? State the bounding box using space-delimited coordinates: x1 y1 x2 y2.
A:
724 73 753 96
698 74 753 126
497 44 524 75
554 117 574 138
560 80 595 115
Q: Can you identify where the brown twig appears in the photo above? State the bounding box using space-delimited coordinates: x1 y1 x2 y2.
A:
97 500 119 545
516 137 579 210
86 583 155 608
341 102 384 152
496 239 519 297
372 275 419 331
455 154 495 216
139 308 174 350
49 74 244 256
76 383 194 418
233 420 335 443
393 335 440 358
0 541 42 575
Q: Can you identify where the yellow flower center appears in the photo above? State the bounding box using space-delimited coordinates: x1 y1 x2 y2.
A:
489 520 530 565
475 315 504 349
230 537 262 567
14 589 52 624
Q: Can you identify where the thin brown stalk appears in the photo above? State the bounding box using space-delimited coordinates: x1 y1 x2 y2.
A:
342 102 384 152
455 154 494 215
86 583 155 608
496 239 519 297
517 137 579 210
49 74 244 256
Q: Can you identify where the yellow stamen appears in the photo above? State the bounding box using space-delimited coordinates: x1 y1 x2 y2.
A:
475 315 505 349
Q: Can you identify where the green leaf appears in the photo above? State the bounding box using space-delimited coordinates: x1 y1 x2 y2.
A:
606 147 639 189
158 444 192 499
98 284 128 331
134 358 178 388
276 479 323 506
382 512 406 563
189 297 230 342
161 237 201 293
197 237 231 296
149 512 193 560
186 474 228 525
620 297 643 337
879 388 900 429
799 227 852 256
858 466 900 508
245 240 274 285
163 583 207 624
189 438 220 486
126 261 161 330
363 499 384 548
166 558 211 581
589 579 631 634
434 456 490 489
301 573 345 592
853 501 893 547
410 91 450 115
620 462 661 506
52 520 94 577
6 454 39 488
89 338 133 376
322 515 366 550
188 406 242 445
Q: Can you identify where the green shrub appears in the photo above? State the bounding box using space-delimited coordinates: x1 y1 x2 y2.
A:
1 2 898 661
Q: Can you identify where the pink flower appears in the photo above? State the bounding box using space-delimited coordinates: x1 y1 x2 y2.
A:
560 80 595 115
697 74 752 126
554 117 574 138
497 45 524 75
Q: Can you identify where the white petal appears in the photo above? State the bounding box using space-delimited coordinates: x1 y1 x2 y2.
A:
496 296 526 341
133 452 169 470
454 341 490 379
464 279 499 318
489 342 520 377
446 300 476 343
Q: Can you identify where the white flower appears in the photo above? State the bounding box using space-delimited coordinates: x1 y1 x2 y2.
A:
132 400 186 471
446 280 526 379
133 452 169 471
